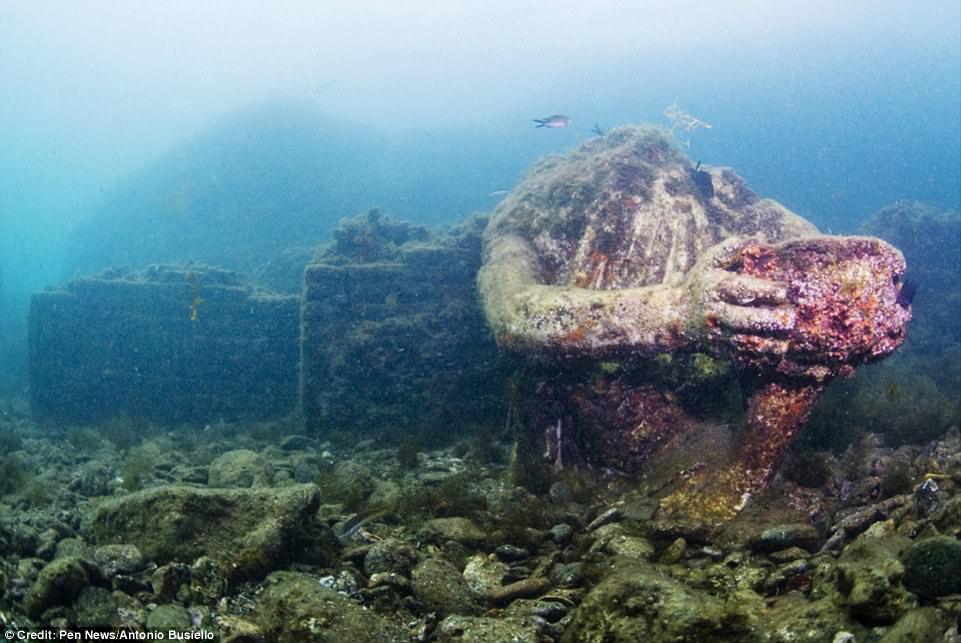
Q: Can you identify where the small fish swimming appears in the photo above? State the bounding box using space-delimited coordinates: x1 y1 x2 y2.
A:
334 503 394 542
896 277 917 308
534 114 572 128
591 123 605 136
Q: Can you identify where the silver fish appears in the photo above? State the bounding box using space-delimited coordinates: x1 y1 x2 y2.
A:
534 114 572 128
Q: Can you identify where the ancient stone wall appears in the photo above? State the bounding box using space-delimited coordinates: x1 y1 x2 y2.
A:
300 211 507 436
29 266 299 424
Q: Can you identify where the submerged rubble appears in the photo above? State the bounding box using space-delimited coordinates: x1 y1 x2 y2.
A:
7 147 959 639
1 402 960 639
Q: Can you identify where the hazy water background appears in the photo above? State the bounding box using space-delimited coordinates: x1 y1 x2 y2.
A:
1 1 959 392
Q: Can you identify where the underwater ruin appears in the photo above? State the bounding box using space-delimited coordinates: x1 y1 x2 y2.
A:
7 130 961 641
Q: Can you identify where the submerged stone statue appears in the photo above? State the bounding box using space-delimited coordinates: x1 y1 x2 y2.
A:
479 126 912 519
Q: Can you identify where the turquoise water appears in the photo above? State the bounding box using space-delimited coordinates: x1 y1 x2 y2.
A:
1 2 959 391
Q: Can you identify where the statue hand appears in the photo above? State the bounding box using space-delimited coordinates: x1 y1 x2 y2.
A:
687 235 911 379
686 238 796 359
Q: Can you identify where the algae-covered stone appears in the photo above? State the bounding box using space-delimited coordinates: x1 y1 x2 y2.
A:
462 554 509 596
932 495 961 537
836 534 915 623
218 615 266 643
411 557 482 616
420 517 487 546
331 460 376 507
748 523 821 553
436 615 546 642
190 556 229 605
208 449 273 488
24 556 94 618
74 586 119 628
759 592 866 642
564 563 754 642
88 483 332 582
92 543 144 578
879 607 951 642
255 571 405 643
151 563 191 601
589 524 654 561
900 536 961 598
364 537 418 577
146 604 192 630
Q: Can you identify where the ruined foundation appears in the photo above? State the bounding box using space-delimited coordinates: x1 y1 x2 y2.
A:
29 266 299 424
299 214 506 436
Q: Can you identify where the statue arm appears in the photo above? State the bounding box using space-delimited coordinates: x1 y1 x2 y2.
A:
479 234 799 360
478 234 696 357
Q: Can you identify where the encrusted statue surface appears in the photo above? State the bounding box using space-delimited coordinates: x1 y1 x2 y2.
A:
479 126 912 519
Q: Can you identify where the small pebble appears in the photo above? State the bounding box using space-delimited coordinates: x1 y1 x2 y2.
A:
587 507 622 531
549 523 574 545
488 577 551 605
495 545 530 561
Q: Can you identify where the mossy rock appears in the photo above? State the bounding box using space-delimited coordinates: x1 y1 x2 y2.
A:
207 449 273 488
411 557 482 616
563 563 754 642
836 534 915 623
74 587 119 628
255 571 405 643
24 556 95 619
146 604 193 630
900 536 961 598
879 607 952 642
87 484 333 582
436 615 546 642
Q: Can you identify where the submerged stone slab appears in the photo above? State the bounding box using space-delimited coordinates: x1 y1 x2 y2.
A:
87 483 332 582
300 211 506 435
29 265 299 423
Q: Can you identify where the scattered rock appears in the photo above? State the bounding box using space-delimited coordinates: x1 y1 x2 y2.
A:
256 571 405 643
92 543 144 578
550 562 585 588
279 435 315 451
488 577 551 605
658 537 688 564
364 537 418 577
74 586 119 628
88 483 332 582
548 523 574 546
217 615 266 643
748 523 821 553
331 461 376 505
208 449 273 488
146 604 192 630
836 534 915 623
879 607 951 642
495 544 529 561
587 507 622 531
411 557 481 616
900 535 961 598
421 517 487 546
565 563 754 641
436 615 547 643
463 554 509 596
24 556 94 618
